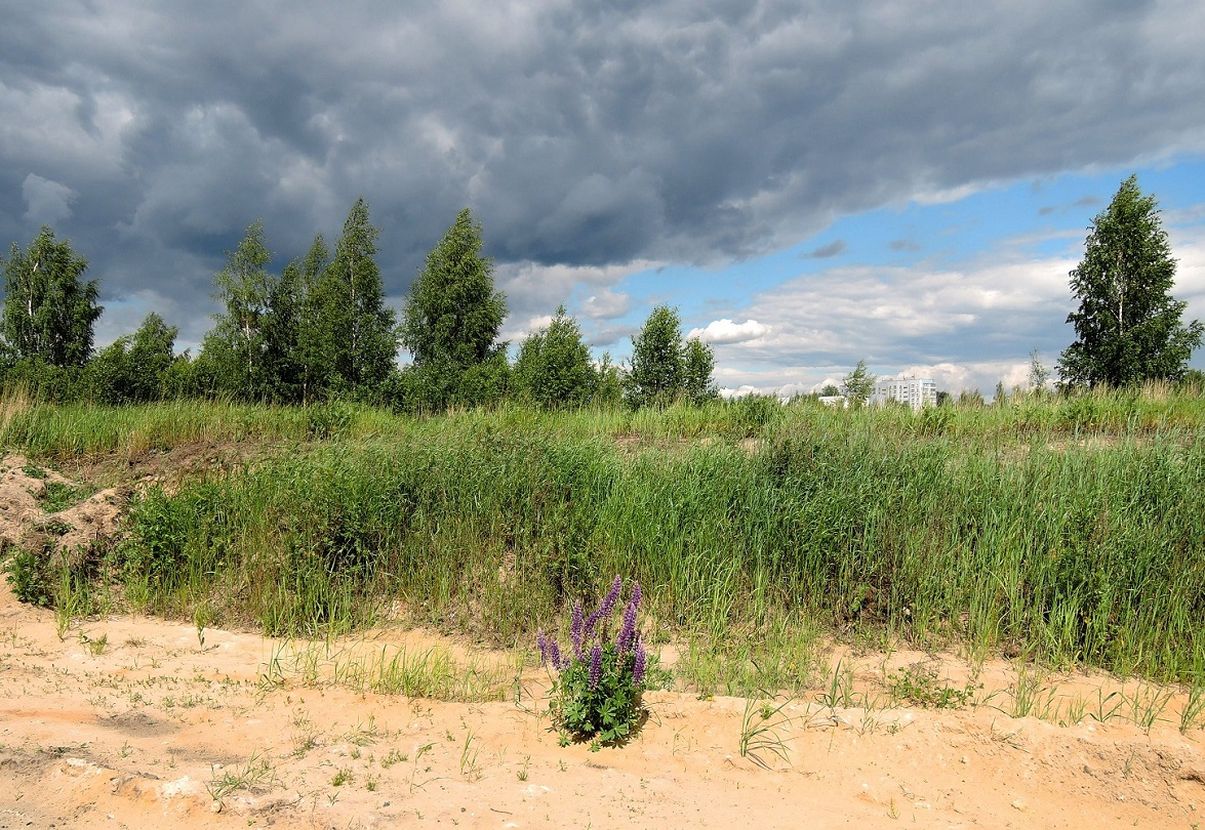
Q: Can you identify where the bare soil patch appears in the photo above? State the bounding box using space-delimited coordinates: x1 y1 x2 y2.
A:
0 454 127 570
64 439 291 492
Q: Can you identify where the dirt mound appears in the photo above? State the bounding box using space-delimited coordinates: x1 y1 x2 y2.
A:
0 453 128 569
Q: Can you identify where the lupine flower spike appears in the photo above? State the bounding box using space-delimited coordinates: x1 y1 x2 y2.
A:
570 601 584 658
617 581 642 654
633 636 647 686
585 575 623 637
588 644 603 689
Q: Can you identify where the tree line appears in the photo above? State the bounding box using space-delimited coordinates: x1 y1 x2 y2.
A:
1 175 1200 411
0 202 717 410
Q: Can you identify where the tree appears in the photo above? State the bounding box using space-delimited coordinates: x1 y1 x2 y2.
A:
399 208 507 409
841 360 876 407
1058 175 1203 388
594 353 624 408
201 220 273 398
88 313 178 404
402 208 506 367
311 199 398 396
818 384 841 397
513 306 596 408
262 259 306 403
625 305 684 408
1 227 101 367
292 235 331 402
682 337 717 404
1027 349 1050 393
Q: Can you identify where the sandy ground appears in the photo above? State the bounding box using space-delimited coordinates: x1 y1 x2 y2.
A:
1 579 1203 830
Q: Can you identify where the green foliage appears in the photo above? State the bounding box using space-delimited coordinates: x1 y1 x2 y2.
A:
1059 175 1204 388
994 381 1008 405
958 388 984 407
1182 369 1205 395
8 390 1205 684
118 484 229 598
306 400 356 439
398 209 506 410
310 200 398 396
549 643 644 747
887 664 977 709
291 235 332 402
87 313 179 404
5 546 55 607
1 227 102 368
625 305 684 408
261 259 307 403
513 306 596 409
593 354 624 408
841 359 875 406
542 579 647 746
682 338 718 404
1028 349 1050 392
0 358 87 402
739 694 793 769
456 350 511 408
37 480 92 512
201 221 274 399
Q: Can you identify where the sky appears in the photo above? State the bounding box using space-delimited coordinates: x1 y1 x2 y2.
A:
3 1 1205 396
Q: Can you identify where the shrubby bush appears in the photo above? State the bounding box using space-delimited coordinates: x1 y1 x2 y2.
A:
538 576 648 747
5 545 55 607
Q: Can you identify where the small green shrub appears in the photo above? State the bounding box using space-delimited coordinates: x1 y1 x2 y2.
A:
887 663 977 709
118 484 226 593
5 545 55 607
538 577 647 747
37 481 93 513
307 401 354 439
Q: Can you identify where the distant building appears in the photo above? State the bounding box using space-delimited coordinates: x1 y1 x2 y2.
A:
870 377 937 411
817 395 847 408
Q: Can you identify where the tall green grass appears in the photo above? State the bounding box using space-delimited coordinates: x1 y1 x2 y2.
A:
86 391 1205 682
2 382 1203 461
3 386 1202 682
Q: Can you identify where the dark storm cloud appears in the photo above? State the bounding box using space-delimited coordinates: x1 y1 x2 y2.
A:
2 0 1205 344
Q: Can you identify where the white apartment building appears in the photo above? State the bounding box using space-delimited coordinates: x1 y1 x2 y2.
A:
870 376 937 411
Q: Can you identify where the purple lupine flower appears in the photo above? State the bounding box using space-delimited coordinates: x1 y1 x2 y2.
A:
617 592 639 655
538 631 567 671
548 638 565 671
632 638 647 686
588 644 603 689
570 601 585 658
584 576 623 638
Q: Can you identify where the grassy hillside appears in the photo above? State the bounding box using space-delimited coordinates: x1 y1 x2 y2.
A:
3 385 1204 686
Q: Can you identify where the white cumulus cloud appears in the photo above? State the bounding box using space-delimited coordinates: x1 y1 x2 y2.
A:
687 318 770 345
582 287 631 319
